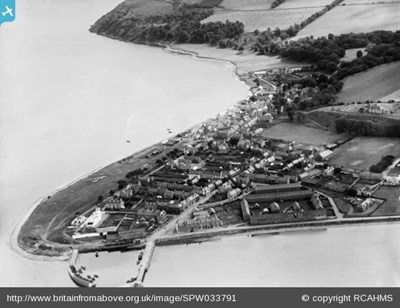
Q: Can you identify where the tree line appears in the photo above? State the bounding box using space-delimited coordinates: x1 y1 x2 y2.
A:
271 0 285 9
335 117 400 137
92 1 244 47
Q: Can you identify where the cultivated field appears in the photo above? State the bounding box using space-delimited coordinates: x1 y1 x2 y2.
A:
296 3 400 37
219 0 275 10
277 0 333 9
371 186 400 216
336 62 400 103
202 8 321 31
380 89 400 102
329 137 400 171
344 0 390 4
261 122 340 144
122 0 173 17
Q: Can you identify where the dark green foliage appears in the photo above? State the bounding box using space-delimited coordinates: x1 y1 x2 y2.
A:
184 0 224 9
345 187 357 197
117 179 128 189
370 155 395 173
333 167 342 175
271 0 285 9
335 117 376 135
91 4 243 47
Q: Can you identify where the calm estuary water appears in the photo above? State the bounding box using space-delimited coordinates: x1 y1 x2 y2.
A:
0 0 399 287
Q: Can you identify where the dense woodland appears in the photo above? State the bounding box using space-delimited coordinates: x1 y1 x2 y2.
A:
335 117 400 137
91 0 244 47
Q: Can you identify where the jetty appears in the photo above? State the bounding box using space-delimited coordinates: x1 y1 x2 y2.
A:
67 249 96 288
120 240 156 287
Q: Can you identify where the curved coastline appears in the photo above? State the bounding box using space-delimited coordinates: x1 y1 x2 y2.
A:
8 143 161 261
9 42 252 260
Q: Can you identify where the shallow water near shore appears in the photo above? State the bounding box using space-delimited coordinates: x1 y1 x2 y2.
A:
146 223 400 287
1 0 399 288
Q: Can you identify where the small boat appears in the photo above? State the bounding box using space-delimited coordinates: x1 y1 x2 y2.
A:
126 140 131 143
138 252 144 261
93 274 98 278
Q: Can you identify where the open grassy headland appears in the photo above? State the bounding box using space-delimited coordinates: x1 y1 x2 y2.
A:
170 43 300 74
261 122 342 145
296 2 400 38
329 136 400 171
336 62 400 103
202 7 321 32
17 141 183 256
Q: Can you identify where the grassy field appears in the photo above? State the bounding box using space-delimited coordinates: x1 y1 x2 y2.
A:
344 0 387 4
219 0 275 10
329 137 400 171
371 186 400 216
296 3 400 38
202 7 321 32
278 0 333 9
261 122 340 145
336 62 400 103
341 48 366 62
121 0 174 17
380 89 400 102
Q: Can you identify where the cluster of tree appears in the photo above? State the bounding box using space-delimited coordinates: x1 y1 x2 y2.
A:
137 8 244 45
281 39 345 73
333 30 400 49
335 116 400 137
285 73 343 111
385 122 400 138
92 4 244 47
125 169 144 181
270 0 285 9
369 155 395 173
182 0 223 9
335 118 377 135
336 43 400 79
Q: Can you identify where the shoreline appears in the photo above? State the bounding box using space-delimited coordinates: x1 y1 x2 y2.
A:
10 36 258 261
155 216 400 247
8 143 157 261
10 36 400 261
